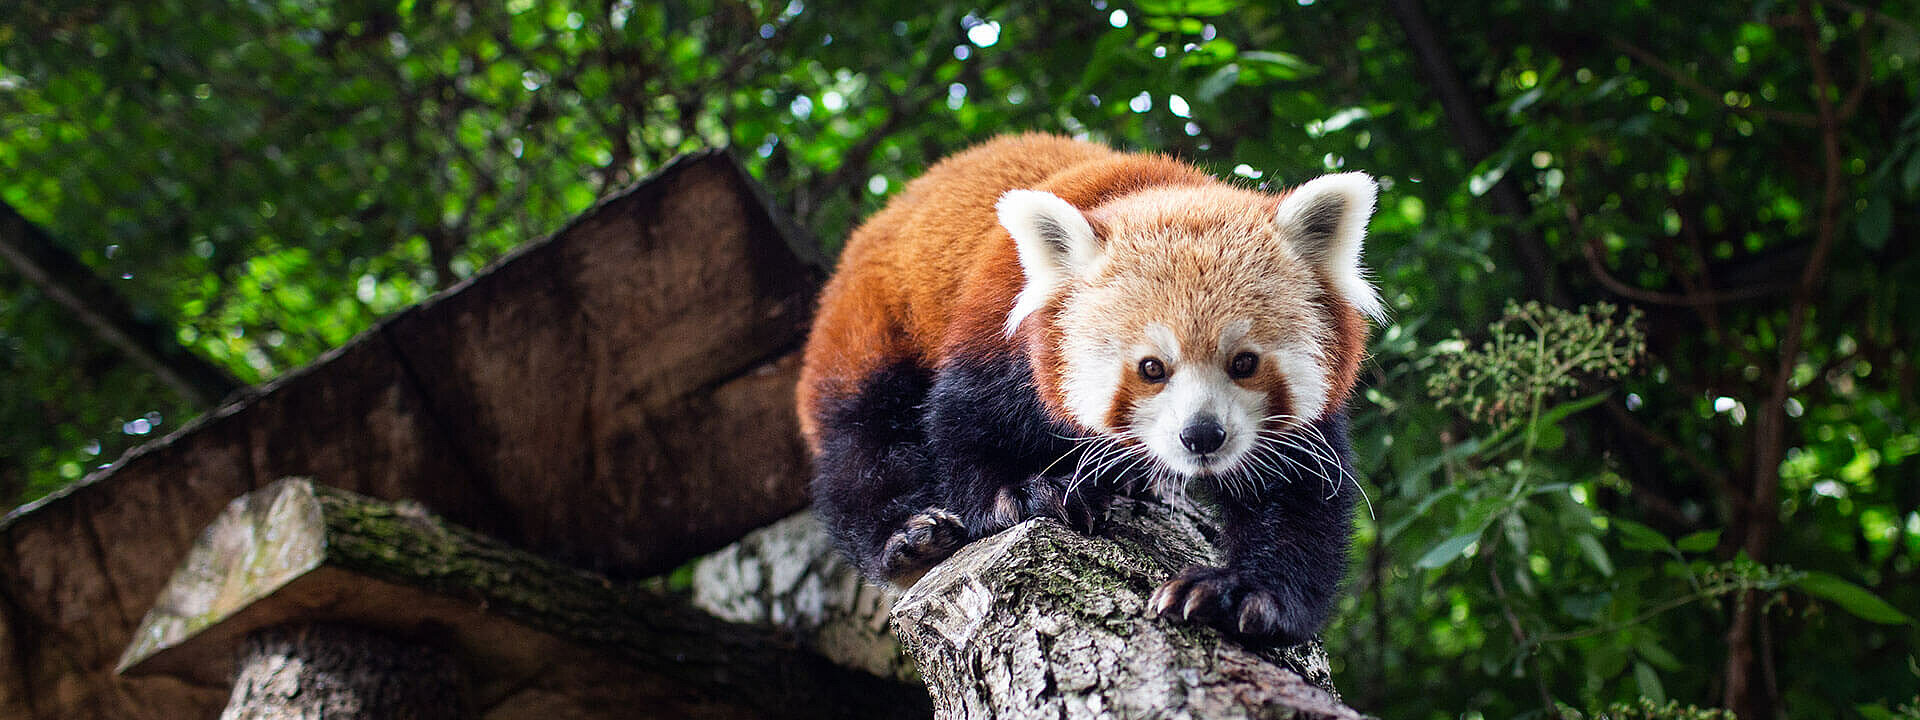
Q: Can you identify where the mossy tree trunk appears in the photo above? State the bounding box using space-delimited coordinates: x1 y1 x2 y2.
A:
889 497 1364 720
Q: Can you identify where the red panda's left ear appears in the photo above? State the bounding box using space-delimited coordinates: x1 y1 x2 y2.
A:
1277 172 1386 323
998 190 1102 336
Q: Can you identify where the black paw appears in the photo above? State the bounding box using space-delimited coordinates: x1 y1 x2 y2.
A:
1149 565 1310 645
879 508 968 580
979 473 1107 535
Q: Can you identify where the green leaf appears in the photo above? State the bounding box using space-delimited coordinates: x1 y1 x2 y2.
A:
1585 639 1630 678
1612 518 1674 553
1633 661 1667 704
1527 421 1566 451
1858 194 1891 251
1136 0 1241 16
1675 529 1721 553
1382 484 1459 543
1196 63 1240 103
1537 393 1609 428
1076 29 1133 92
1237 50 1318 81
1505 87 1544 118
1794 572 1915 625
1576 533 1615 577
1416 531 1482 569
1560 592 1611 621
1635 637 1682 671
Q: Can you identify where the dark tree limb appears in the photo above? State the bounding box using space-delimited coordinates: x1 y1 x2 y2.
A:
1386 0 1565 305
1727 4 1850 716
1562 198 1788 307
0 199 241 406
1603 36 1820 128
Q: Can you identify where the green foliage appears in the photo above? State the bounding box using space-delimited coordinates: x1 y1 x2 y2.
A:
3 0 1918 718
1857 696 1920 720
1426 301 1644 432
1585 698 1739 720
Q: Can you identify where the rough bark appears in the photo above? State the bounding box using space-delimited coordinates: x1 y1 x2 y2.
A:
119 478 927 720
685 499 1369 719
890 496 1360 720
0 151 823 720
221 624 465 720
690 511 914 683
0 199 241 406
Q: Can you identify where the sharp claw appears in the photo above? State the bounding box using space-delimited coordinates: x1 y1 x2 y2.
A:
1150 582 1177 616
1182 587 1209 620
1237 593 1273 634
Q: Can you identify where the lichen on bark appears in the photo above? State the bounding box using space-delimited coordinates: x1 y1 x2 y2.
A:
890 496 1358 720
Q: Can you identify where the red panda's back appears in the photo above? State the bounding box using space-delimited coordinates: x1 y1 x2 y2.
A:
798 134 1212 445
843 135 1118 352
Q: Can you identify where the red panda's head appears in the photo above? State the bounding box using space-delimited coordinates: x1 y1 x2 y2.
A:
998 173 1383 484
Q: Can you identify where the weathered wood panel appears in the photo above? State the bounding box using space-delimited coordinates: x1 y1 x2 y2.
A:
0 151 824 720
379 152 819 573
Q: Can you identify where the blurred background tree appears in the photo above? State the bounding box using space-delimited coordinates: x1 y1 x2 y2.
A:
2 0 1915 717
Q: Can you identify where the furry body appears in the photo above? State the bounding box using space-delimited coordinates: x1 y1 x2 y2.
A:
798 134 1379 644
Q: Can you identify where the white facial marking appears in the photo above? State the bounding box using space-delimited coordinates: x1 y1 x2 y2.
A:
1275 172 1386 323
1126 322 1272 479
1059 306 1121 431
1144 323 1181 363
1219 319 1252 352
999 190 1101 336
1271 348 1328 424
1135 365 1269 477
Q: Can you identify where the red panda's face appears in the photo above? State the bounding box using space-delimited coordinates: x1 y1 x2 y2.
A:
999 174 1382 487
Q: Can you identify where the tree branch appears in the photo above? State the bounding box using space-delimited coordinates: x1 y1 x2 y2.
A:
1386 0 1564 304
0 200 241 407
890 496 1359 719
1565 200 1787 307
1728 4 1849 715
1605 36 1820 128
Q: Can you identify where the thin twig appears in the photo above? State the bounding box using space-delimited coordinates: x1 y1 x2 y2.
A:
1606 36 1819 128
1484 546 1559 718
1565 199 1788 306
1823 0 1918 36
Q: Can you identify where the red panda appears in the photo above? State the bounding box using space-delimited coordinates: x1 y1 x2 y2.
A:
797 133 1381 645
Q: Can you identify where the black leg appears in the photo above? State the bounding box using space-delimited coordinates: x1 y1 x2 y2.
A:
810 361 963 581
924 354 1110 536
1151 411 1359 645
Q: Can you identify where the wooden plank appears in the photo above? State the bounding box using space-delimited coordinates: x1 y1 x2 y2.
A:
0 151 825 719
378 153 820 574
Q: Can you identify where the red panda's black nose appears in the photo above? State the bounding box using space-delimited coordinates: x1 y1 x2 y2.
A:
1180 418 1227 455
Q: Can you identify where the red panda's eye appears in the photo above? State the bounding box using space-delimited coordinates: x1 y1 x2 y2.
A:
1229 352 1259 379
1138 357 1167 383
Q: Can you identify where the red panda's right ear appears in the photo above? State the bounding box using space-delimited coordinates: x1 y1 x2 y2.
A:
998 190 1101 336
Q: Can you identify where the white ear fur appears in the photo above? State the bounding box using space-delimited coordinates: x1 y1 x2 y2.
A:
998 190 1101 336
1276 172 1386 323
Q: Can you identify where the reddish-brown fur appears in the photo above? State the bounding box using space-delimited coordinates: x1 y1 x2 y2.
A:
797 133 1367 449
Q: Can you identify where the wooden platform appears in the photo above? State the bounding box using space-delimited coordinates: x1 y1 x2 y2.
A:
0 152 827 720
